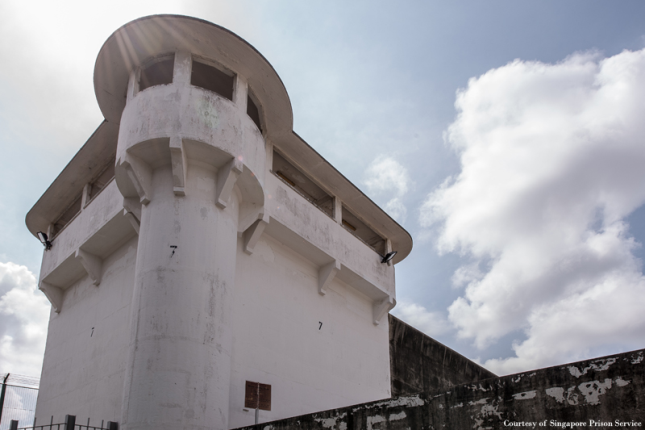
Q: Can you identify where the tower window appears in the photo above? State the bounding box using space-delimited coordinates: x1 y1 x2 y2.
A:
342 206 386 255
139 57 174 91
52 194 82 237
191 60 234 100
272 151 334 218
247 93 262 132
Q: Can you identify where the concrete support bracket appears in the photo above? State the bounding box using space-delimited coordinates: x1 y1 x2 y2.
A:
75 248 103 286
122 153 152 205
243 215 268 255
373 295 396 326
123 197 142 221
123 197 142 234
170 137 187 196
318 260 340 296
40 281 63 313
216 157 243 209
124 210 140 234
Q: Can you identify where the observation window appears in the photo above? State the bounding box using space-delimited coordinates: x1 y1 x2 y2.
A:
272 151 334 218
139 57 174 91
51 158 116 237
52 195 82 237
247 93 262 132
89 159 116 200
342 206 386 255
191 60 234 100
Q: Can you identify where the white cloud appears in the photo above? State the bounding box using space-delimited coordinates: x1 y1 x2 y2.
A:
0 262 50 377
364 155 411 223
385 197 408 224
391 300 451 337
420 49 645 374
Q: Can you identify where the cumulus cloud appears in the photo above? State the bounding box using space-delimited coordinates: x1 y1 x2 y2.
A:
364 155 411 223
391 300 451 337
0 262 50 376
420 49 645 374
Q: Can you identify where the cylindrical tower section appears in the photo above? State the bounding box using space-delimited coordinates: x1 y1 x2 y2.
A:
123 163 239 430
115 49 266 430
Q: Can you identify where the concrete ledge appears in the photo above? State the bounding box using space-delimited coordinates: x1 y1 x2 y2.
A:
39 181 137 306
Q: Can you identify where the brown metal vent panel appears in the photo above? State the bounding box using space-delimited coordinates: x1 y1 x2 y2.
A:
244 381 271 411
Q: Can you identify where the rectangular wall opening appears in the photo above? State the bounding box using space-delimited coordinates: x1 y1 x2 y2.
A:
52 195 82 237
342 206 386 255
272 151 334 218
89 158 116 200
247 91 262 132
191 60 234 100
139 57 174 91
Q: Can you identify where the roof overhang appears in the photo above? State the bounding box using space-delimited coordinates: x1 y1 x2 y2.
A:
27 15 413 264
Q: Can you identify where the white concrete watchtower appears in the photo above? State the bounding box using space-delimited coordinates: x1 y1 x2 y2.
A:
28 15 412 430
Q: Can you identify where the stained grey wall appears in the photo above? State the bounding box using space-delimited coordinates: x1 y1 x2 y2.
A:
388 314 496 396
234 348 645 429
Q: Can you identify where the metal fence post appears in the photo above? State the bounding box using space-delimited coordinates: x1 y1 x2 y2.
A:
10 420 18 430
65 415 76 430
0 373 9 425
107 422 119 430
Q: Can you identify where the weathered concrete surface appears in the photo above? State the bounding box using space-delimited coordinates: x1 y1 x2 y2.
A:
389 315 496 397
235 349 645 429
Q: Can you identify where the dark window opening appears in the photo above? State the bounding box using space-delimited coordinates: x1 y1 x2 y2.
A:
342 206 386 255
89 159 116 200
191 60 234 100
52 195 82 237
139 57 174 91
245 381 271 411
272 151 334 218
247 94 262 132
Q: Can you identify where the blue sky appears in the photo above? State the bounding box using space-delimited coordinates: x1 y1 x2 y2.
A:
2 0 645 377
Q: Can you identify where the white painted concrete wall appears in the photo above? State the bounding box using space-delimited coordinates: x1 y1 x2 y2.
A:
228 234 391 428
36 235 138 425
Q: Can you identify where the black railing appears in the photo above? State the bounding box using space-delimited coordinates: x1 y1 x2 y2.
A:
13 415 117 430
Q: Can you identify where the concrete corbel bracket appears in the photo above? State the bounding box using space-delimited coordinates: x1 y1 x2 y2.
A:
123 197 142 221
40 282 63 313
123 197 142 234
75 248 103 286
169 137 187 196
243 213 268 255
318 260 340 296
122 153 152 205
215 157 244 209
373 295 396 326
123 210 141 234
